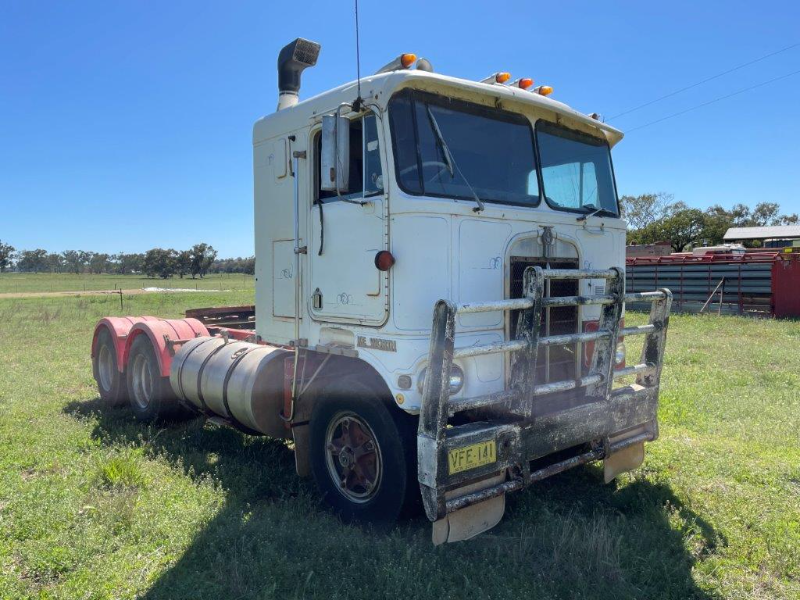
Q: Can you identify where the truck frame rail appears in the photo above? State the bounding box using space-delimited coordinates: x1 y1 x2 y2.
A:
417 266 672 523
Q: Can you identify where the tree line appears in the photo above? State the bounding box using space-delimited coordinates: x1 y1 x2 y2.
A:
3 197 796 272
0 242 255 278
620 195 798 252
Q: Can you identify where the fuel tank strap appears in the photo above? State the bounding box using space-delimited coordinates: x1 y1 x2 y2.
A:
195 341 230 412
221 346 260 431
175 337 216 404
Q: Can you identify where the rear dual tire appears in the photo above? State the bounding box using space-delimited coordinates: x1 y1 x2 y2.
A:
93 328 127 406
125 335 184 422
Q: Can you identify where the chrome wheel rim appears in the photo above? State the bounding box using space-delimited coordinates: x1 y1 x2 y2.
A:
98 345 114 393
131 354 154 410
324 411 382 503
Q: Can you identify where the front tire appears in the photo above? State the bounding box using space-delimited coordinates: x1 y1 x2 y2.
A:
93 328 126 406
310 377 418 525
125 335 179 422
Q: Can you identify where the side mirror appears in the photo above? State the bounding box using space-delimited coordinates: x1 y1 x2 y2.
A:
320 114 349 192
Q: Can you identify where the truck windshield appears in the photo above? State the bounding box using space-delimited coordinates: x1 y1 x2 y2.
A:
536 121 619 215
389 89 540 207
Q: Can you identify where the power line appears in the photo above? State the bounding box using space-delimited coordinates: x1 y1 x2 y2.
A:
625 67 800 133
608 42 800 121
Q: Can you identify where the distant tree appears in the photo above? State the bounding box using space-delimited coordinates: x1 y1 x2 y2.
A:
750 202 782 227
189 243 217 278
747 202 798 227
130 253 145 274
782 213 799 225
79 251 93 272
628 208 705 252
110 253 122 274
143 248 177 279
62 250 86 274
699 207 731 246
0 241 15 272
209 256 255 275
175 250 192 279
626 223 662 247
89 253 110 274
619 192 678 231
17 249 49 273
46 252 64 273
112 252 144 274
727 203 751 227
62 250 78 274
660 209 706 252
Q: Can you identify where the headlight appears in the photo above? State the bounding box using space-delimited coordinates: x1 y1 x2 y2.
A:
615 341 626 366
417 364 464 395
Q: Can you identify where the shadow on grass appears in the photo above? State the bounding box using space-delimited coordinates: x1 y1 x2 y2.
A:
65 398 722 600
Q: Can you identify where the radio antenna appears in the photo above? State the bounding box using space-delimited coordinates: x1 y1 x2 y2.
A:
354 0 363 110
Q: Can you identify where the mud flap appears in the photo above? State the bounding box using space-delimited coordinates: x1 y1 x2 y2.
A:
603 442 644 484
292 425 311 477
431 474 506 545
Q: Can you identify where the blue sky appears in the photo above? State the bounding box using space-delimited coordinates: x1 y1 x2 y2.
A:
1 1 798 258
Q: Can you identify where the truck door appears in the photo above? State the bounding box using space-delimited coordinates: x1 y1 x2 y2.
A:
308 113 387 325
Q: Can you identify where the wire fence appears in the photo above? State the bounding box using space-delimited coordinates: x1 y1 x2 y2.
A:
0 273 255 295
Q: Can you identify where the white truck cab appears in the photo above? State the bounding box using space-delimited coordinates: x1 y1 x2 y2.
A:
93 38 671 544
253 48 628 415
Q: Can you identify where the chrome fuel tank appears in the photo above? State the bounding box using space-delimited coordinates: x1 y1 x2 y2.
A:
169 337 290 437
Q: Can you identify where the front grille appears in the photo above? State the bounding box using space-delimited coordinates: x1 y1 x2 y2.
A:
509 257 580 385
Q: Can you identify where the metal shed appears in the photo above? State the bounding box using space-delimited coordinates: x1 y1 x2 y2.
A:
723 225 800 248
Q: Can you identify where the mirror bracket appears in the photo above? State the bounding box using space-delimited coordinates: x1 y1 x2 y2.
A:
321 112 350 193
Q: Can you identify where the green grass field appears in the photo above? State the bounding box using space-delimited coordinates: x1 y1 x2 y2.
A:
0 288 798 599
0 273 254 294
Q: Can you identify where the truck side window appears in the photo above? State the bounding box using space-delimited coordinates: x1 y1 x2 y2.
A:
389 94 423 194
363 115 384 196
316 114 383 202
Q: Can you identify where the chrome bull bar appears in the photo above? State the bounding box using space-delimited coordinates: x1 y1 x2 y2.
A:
417 266 672 527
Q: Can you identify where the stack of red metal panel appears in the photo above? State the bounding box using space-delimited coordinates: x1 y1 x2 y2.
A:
626 252 800 318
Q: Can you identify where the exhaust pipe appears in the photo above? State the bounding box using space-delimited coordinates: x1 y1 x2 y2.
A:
277 38 321 111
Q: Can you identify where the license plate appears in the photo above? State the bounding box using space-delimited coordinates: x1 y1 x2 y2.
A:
448 440 497 475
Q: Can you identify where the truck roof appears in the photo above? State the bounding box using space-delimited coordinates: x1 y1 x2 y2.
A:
253 69 624 147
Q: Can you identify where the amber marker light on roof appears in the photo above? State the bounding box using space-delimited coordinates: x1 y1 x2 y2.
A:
512 78 534 90
400 53 417 68
479 72 511 84
535 85 554 96
375 53 419 74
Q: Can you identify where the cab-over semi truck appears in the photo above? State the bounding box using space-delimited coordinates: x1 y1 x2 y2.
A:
91 38 672 544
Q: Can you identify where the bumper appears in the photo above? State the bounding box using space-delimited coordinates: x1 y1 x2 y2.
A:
417 267 672 543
